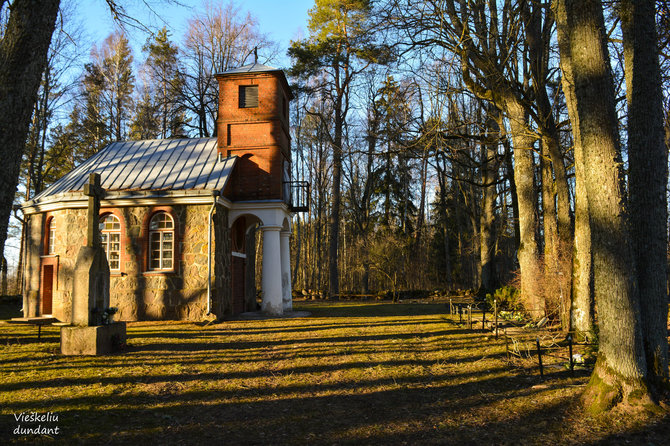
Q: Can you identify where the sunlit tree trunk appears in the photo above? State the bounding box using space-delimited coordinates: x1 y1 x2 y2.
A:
555 1 594 340
555 0 650 412
570 138 594 339
480 107 499 294
621 0 669 387
0 0 60 266
507 103 544 319
524 0 573 326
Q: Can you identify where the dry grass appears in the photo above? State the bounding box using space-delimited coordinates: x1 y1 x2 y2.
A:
1 299 668 445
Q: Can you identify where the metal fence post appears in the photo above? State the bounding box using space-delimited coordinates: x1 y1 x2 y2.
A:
536 337 544 379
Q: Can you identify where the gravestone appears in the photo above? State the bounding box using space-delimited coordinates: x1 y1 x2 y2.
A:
61 173 126 355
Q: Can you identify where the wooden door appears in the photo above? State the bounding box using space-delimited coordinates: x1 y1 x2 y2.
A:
231 256 245 315
41 265 54 315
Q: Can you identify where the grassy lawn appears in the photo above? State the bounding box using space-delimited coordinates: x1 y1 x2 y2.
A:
1 299 668 445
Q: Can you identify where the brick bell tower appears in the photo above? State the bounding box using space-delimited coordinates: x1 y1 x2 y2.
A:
215 63 294 202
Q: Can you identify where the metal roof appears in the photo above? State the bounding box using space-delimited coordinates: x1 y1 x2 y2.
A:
216 63 282 76
26 138 236 207
215 63 294 100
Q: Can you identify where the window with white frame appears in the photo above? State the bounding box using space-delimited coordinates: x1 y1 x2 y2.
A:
99 214 121 271
149 212 174 270
46 218 56 255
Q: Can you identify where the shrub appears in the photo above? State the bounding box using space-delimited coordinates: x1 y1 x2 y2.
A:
485 285 521 311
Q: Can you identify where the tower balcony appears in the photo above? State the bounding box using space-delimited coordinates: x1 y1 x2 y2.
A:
284 180 309 213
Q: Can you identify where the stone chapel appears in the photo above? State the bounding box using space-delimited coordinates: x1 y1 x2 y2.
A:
20 64 306 322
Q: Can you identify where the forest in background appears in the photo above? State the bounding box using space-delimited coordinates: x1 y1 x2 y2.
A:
1 0 669 412
2 0 669 321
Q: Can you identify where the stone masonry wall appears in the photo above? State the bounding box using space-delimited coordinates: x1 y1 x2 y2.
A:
25 203 231 322
23 213 45 317
213 204 231 316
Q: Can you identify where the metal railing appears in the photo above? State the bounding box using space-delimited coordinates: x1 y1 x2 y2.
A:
284 180 309 212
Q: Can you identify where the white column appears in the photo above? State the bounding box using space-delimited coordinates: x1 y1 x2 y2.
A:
261 225 283 316
280 230 292 312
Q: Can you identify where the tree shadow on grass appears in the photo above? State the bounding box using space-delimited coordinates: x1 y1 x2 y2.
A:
127 317 451 339
2 372 598 445
299 302 453 318
2 302 662 445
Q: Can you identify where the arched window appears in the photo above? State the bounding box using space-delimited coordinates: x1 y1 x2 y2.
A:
46 217 56 255
149 212 174 270
99 214 121 271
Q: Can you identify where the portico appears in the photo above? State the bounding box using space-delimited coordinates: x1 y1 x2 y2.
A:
228 202 293 316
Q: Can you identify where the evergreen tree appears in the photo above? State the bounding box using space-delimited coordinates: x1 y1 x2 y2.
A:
80 62 111 155
95 31 135 141
289 0 388 297
141 28 186 139
129 90 159 140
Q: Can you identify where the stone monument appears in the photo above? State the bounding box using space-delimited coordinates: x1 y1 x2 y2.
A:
61 173 126 355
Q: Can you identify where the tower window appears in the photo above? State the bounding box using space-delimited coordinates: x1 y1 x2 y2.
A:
239 85 259 108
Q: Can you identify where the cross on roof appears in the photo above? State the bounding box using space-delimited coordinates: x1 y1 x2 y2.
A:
83 173 105 247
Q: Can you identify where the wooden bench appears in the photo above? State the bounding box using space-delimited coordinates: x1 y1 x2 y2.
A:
8 317 58 339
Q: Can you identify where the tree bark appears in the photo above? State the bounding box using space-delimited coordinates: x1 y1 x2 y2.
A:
524 0 574 324
0 0 60 265
328 101 343 298
507 103 544 319
1 256 7 295
555 0 649 412
570 133 595 339
540 142 559 305
555 0 595 340
620 0 669 387
480 108 499 294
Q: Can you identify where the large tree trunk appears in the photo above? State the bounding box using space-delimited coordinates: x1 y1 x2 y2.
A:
525 0 574 326
480 108 499 294
540 142 559 309
544 133 573 330
555 0 595 340
570 135 595 338
328 102 343 298
555 0 649 412
507 103 544 319
436 155 452 288
621 0 669 388
1 256 7 295
0 0 60 265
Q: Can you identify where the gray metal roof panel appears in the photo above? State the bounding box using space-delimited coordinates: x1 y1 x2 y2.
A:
29 138 236 205
216 63 281 75
116 139 158 189
145 139 184 190
183 139 214 190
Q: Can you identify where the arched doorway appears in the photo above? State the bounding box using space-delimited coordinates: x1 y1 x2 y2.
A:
230 214 261 315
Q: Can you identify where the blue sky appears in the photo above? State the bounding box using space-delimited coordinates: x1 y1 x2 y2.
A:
80 0 314 67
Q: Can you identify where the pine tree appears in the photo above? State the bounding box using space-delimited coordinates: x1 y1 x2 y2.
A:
95 31 135 141
129 90 159 140
141 28 186 139
289 0 388 298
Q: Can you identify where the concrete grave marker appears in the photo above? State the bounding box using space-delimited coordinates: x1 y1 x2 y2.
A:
61 173 126 355
72 173 109 326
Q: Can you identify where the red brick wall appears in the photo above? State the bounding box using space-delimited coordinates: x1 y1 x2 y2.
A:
215 71 292 202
